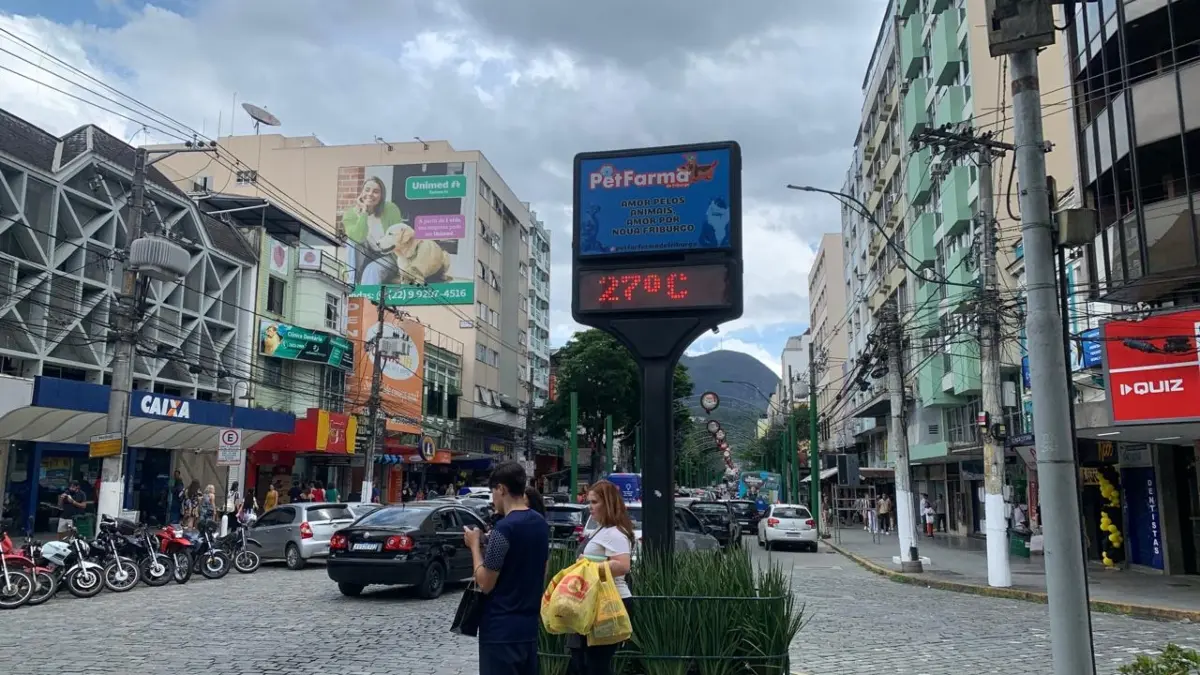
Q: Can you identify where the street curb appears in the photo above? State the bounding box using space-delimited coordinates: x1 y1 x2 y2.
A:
824 540 1200 623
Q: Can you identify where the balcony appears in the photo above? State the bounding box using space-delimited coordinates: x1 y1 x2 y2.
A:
530 304 549 328
918 357 961 406
934 86 968 128
296 249 349 287
532 275 549 297
939 165 973 238
930 0 951 11
907 147 932 205
530 335 549 356
903 78 930 140
930 11 963 86
900 18 923 80
909 212 936 268
533 370 549 389
909 281 941 336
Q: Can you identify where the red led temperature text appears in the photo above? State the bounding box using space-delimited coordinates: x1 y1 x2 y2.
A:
596 273 690 304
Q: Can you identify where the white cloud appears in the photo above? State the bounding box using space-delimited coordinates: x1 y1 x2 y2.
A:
687 338 781 378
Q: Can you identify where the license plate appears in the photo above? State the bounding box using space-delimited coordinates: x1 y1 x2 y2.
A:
352 542 381 552
786 532 801 537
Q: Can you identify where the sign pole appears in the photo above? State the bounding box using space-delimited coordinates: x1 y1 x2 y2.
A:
569 392 579 502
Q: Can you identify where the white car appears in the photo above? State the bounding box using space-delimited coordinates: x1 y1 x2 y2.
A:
757 504 818 552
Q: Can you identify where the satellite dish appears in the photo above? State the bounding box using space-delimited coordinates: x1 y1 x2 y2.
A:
241 102 281 129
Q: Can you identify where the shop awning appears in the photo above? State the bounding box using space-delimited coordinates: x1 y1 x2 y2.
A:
0 377 294 451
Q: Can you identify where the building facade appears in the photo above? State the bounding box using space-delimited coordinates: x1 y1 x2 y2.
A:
152 135 540 463
808 233 851 453
840 0 1076 534
528 210 552 407
1055 0 1200 576
0 109 292 532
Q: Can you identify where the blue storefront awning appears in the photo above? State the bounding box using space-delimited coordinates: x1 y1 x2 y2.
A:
0 377 295 450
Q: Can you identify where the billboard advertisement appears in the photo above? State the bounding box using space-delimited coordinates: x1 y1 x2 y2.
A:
1102 309 1200 424
258 319 354 371
576 146 735 257
346 297 426 435
336 161 477 305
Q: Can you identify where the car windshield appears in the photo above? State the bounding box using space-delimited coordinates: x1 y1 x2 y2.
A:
773 507 810 519
546 508 582 524
353 507 431 528
728 502 758 517
691 503 730 518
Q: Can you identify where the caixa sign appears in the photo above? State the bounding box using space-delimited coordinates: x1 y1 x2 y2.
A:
1102 309 1200 424
138 394 191 420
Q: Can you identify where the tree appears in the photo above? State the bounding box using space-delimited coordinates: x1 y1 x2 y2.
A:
741 405 812 474
538 329 694 476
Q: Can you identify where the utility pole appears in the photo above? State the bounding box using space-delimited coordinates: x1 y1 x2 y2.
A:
604 414 613 478
884 304 922 572
913 123 1016 586
360 297 388 504
99 143 210 520
524 379 535 460
787 366 801 509
985 2 1095 670
569 392 579 501
808 342 821 533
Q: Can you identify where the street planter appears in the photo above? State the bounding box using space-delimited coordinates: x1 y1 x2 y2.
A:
540 547 804 675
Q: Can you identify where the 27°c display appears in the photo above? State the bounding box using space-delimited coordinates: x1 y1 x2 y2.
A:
575 263 731 313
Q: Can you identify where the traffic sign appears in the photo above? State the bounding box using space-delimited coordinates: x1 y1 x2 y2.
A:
219 428 242 451
419 435 436 461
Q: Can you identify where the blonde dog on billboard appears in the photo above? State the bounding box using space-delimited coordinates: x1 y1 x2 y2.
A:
377 223 452 284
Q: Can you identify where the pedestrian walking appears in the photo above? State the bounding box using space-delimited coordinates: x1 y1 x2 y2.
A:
464 461 548 675
200 484 217 525
569 480 634 675
877 494 892 535
923 502 935 537
324 483 340 503
182 480 201 531
935 494 947 532
263 482 279 511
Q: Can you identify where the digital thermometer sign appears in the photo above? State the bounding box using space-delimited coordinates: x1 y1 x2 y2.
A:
575 263 730 313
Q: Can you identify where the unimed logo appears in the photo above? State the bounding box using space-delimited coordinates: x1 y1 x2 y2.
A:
1119 379 1184 396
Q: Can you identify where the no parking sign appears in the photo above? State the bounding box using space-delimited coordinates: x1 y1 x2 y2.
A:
218 428 241 467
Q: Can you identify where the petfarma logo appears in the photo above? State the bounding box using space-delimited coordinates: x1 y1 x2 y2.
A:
140 395 190 419
1119 379 1184 396
589 164 693 190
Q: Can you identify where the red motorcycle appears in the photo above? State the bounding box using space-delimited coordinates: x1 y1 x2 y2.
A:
0 533 49 607
156 525 195 584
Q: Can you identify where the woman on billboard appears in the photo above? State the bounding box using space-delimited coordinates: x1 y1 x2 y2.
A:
342 176 404 286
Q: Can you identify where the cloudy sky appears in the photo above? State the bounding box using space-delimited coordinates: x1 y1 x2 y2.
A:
0 0 886 376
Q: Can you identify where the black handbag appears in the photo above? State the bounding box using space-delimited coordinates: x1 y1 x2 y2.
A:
450 583 485 637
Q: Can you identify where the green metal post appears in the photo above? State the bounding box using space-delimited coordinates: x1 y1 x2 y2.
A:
778 433 788 502
809 394 821 534
604 415 613 478
569 392 579 502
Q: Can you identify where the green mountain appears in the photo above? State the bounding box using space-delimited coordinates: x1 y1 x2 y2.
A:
679 350 780 449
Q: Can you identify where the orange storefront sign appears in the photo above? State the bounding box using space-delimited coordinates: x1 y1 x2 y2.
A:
347 298 425 435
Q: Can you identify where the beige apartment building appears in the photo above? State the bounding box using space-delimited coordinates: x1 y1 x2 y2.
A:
807 233 850 453
151 135 544 456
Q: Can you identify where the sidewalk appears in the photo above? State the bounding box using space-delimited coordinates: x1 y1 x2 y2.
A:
826 526 1200 621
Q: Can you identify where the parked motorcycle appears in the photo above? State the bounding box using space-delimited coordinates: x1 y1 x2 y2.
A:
93 517 140 592
132 524 174 587
0 532 33 609
10 536 58 606
188 520 231 579
218 522 262 574
45 523 105 598
155 524 195 585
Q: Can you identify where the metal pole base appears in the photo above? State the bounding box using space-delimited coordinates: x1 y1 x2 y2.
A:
900 560 925 574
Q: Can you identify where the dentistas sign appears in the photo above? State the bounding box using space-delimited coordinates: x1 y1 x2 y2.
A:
259 320 354 372
1102 309 1200 424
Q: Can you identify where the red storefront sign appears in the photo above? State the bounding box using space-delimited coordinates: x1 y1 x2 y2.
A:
1102 309 1200 424
251 408 357 453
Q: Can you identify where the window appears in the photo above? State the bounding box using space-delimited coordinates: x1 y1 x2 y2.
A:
520 227 528 243
476 301 487 319
489 309 500 329
489 270 500 290
519 263 528 280
256 506 295 526
324 293 341 332
518 330 527 346
520 296 528 312
263 359 283 387
479 178 494 201
476 343 489 363
267 277 286 314
477 260 487 279
424 344 462 395
320 366 345 412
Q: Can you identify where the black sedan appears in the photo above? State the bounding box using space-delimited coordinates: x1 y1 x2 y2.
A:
723 499 762 533
545 503 588 548
688 501 742 548
327 502 488 599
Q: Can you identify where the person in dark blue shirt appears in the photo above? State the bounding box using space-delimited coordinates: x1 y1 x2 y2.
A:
464 461 548 675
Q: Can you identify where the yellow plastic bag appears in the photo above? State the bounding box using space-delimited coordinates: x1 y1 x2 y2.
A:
587 562 632 646
540 559 601 635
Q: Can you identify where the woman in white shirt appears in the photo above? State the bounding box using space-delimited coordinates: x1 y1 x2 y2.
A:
569 480 634 675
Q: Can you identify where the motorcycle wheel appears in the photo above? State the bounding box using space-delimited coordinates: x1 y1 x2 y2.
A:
65 567 104 598
103 557 140 592
0 571 33 609
233 550 260 574
24 571 58 606
171 551 193 585
199 551 231 580
140 556 174 587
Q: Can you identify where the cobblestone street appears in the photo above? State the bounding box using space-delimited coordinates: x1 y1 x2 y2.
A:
2 548 1198 674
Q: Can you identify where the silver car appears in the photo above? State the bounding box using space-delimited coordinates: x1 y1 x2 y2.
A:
248 502 357 570
582 503 721 560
